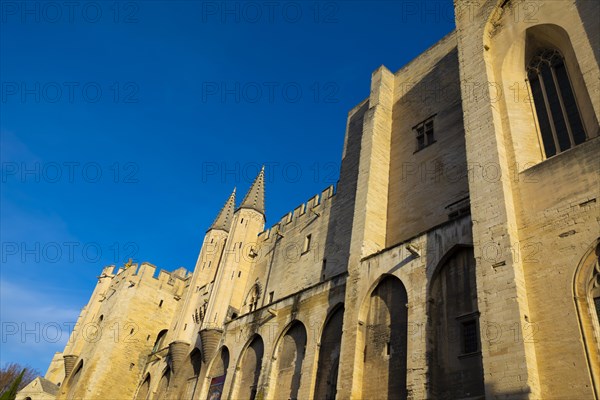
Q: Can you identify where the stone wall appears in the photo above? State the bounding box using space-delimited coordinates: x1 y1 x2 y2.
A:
56 263 187 400
455 0 599 397
37 2 600 399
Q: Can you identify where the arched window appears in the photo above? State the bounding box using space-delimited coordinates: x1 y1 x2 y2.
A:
206 347 229 400
314 305 344 400
155 368 170 399
429 246 484 399
232 335 264 400
66 360 83 399
361 276 408 400
273 322 307 400
245 283 262 313
135 374 151 400
152 329 168 353
183 349 202 399
527 48 587 158
574 240 600 395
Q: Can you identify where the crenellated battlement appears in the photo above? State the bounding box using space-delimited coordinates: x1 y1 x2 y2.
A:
258 185 335 241
99 262 190 298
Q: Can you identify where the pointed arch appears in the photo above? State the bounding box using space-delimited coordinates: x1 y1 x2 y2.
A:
155 367 171 399
428 245 484 399
271 320 307 400
205 346 229 400
574 238 600 398
134 373 151 400
152 329 168 353
358 275 408 400
70 360 83 384
489 21 598 167
526 38 590 157
65 359 84 399
314 304 344 400
244 282 263 313
429 244 473 283
180 348 202 399
231 334 264 400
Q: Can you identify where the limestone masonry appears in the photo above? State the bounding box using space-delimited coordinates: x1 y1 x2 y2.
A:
19 1 600 399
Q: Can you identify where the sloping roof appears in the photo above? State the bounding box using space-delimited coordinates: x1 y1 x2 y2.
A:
238 166 265 214
38 378 59 395
17 376 60 396
209 188 236 232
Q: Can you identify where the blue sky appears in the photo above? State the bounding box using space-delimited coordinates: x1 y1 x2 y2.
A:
0 1 455 373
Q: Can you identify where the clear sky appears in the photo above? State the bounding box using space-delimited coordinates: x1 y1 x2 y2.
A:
0 0 455 373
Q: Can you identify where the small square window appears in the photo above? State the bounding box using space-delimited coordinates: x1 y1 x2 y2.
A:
414 116 436 151
461 319 479 354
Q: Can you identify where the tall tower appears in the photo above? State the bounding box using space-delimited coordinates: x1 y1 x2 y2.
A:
169 189 236 370
60 266 113 379
199 168 266 360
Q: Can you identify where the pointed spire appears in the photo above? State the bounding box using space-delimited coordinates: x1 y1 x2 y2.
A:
239 166 265 215
208 188 236 232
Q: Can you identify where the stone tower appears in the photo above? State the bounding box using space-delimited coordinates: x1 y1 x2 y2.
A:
165 189 237 391
199 169 266 363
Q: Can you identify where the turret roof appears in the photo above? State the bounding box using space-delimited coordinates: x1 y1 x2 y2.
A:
208 188 236 232
238 166 265 215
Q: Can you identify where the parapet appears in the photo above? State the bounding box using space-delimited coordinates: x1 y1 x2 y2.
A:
258 185 336 241
98 261 190 295
135 262 189 287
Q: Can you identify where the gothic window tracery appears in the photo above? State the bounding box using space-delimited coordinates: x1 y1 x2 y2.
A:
245 283 262 313
527 48 587 158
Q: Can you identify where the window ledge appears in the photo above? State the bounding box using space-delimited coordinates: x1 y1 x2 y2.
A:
455 311 480 321
413 140 437 154
520 136 599 174
458 351 481 359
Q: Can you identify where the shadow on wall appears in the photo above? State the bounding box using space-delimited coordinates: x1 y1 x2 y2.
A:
321 100 367 281
388 46 468 246
311 97 368 399
575 0 599 68
313 304 345 399
484 382 531 399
